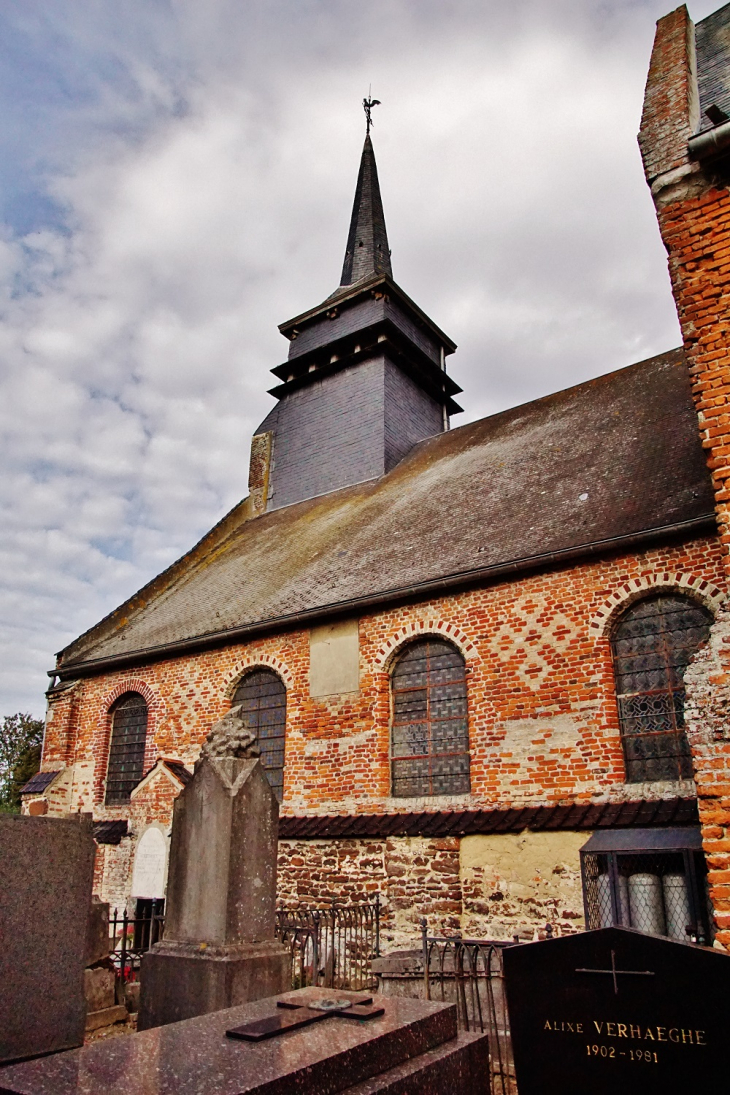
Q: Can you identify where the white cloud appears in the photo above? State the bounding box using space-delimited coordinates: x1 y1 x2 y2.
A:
0 0 720 714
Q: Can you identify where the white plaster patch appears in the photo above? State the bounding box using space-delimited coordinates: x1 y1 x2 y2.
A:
497 714 582 761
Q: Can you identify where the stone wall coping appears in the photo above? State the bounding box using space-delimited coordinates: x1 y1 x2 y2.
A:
278 797 699 839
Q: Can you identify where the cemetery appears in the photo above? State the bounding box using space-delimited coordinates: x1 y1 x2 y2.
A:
5 2 730 1093
2 724 728 1093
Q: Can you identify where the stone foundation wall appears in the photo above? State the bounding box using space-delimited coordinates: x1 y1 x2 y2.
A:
277 831 588 952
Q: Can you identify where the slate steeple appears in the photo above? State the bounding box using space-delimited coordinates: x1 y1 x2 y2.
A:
253 127 462 513
340 135 392 287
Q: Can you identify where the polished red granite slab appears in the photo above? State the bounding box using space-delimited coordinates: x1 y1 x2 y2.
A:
0 989 460 1095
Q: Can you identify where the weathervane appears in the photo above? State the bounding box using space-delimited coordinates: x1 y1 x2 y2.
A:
363 89 381 135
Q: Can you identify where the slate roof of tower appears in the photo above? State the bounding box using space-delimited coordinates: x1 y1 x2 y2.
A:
338 135 392 288
56 347 715 674
696 3 730 131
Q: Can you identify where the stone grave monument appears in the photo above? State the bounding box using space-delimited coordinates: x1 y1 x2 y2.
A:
0 813 96 1063
503 925 730 1095
0 987 490 1093
138 706 289 1030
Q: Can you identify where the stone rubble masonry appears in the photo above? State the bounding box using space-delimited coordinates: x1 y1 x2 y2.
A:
37 533 726 940
640 5 730 947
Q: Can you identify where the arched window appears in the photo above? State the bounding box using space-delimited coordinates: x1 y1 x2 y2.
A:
611 594 712 783
391 639 470 797
232 669 286 802
105 692 149 805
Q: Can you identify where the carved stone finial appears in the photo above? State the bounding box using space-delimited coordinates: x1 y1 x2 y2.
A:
201 705 260 761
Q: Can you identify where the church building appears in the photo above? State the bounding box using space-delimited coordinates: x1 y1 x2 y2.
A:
23 2 730 954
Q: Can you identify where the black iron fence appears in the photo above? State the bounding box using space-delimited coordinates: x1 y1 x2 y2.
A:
276 897 380 992
109 906 165 981
421 923 517 1095
109 897 381 993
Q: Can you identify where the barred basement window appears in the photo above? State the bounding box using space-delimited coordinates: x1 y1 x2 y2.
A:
105 692 148 805
611 594 712 783
581 828 712 945
391 639 470 798
232 669 286 802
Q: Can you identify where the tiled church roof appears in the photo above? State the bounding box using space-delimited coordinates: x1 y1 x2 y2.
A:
57 347 715 676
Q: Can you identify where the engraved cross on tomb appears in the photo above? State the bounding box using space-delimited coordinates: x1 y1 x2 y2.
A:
226 994 384 1042
576 948 656 994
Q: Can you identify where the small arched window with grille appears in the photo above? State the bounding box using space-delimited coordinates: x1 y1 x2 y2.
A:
232 669 286 802
105 692 149 805
390 639 470 798
611 594 713 783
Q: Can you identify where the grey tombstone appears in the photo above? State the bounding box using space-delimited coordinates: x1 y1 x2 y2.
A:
138 707 289 1030
0 813 96 1064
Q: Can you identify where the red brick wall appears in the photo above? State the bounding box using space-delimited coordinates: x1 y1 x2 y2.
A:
41 534 726 931
44 535 724 822
640 7 730 947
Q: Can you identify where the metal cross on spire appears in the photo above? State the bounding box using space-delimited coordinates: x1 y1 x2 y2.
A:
363 90 381 135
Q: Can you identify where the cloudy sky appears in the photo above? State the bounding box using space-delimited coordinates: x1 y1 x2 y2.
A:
0 0 720 717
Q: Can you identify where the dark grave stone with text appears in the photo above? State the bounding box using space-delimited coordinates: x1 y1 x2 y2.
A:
503 926 727 1095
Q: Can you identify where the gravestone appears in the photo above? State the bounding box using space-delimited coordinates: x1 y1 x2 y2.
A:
0 988 490 1094
0 813 96 1063
138 706 289 1030
130 826 167 899
503 926 729 1095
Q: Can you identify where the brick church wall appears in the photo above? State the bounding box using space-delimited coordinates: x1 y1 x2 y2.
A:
640 4 730 948
40 532 726 940
42 535 724 820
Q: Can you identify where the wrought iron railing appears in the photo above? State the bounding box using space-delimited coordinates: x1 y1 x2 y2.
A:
109 906 165 981
276 897 380 992
109 897 381 993
421 921 517 1095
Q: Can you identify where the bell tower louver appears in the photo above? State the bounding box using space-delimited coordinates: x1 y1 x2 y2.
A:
253 132 462 512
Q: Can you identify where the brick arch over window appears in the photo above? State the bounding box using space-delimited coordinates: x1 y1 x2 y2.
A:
94 679 163 805
611 592 714 783
390 638 471 798
224 654 294 697
231 668 287 803
374 620 478 670
589 573 724 637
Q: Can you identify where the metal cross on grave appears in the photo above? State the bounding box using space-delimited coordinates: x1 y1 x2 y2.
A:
226 994 385 1042
575 949 656 995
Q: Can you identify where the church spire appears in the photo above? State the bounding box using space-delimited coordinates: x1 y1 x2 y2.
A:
339 134 392 287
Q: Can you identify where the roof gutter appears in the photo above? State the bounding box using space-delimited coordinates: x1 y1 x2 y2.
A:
51 513 717 682
688 120 730 160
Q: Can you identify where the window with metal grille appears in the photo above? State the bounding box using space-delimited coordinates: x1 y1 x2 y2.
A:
232 669 286 802
580 829 712 945
391 639 470 798
611 594 712 783
105 693 148 805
